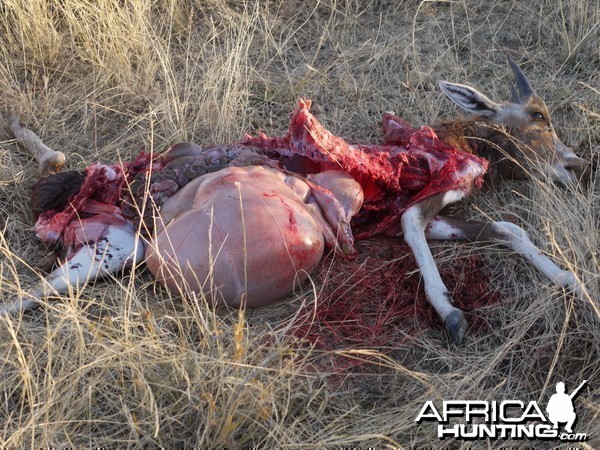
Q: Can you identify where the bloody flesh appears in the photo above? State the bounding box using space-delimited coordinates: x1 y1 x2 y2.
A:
32 99 498 352
34 154 162 256
242 99 488 237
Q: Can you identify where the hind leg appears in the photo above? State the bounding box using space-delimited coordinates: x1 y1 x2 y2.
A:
1 224 144 315
426 216 586 297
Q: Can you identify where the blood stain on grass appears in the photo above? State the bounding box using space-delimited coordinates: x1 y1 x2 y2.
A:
289 238 502 372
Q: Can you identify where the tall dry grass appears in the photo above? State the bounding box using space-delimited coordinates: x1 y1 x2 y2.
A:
0 0 598 447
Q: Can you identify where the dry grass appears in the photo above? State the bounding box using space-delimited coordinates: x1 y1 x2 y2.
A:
0 0 599 447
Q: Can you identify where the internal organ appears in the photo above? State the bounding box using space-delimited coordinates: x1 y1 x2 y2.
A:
29 99 487 309
145 166 363 306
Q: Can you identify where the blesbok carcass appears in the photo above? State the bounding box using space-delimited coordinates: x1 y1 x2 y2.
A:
3 59 589 343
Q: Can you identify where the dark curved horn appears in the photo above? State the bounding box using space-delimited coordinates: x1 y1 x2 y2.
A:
508 56 535 102
510 85 520 104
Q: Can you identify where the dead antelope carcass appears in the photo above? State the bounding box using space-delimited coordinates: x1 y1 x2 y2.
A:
4 58 589 344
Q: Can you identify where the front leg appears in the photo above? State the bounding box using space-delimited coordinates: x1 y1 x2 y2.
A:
0 224 145 315
401 191 469 343
425 216 586 298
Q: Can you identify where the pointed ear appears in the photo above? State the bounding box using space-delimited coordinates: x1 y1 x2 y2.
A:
438 81 500 118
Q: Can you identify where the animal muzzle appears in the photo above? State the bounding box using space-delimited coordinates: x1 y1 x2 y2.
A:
546 136 591 188
563 156 591 187
546 155 590 188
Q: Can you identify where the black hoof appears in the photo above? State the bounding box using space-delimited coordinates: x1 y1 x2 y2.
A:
445 310 468 344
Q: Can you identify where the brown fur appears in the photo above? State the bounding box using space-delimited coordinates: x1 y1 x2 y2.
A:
30 170 86 219
432 118 524 186
432 94 590 188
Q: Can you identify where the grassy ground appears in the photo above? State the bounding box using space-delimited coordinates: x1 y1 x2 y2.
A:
0 0 598 447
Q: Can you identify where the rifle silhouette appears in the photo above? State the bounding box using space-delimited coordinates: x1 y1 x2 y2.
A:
569 380 588 400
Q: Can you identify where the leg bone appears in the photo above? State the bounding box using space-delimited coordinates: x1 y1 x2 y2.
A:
8 116 66 176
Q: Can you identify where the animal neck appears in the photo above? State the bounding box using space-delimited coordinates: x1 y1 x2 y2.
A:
433 118 493 153
432 118 520 183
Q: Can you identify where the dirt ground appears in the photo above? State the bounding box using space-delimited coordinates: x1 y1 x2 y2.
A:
0 1 598 448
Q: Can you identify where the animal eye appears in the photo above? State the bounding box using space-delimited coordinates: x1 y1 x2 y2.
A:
531 111 545 121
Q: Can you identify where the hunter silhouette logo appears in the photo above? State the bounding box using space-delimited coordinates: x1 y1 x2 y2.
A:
415 379 589 441
546 380 587 433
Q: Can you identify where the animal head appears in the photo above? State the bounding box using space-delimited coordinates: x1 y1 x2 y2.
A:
438 58 589 187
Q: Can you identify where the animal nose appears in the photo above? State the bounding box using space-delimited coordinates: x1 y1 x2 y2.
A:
562 156 591 188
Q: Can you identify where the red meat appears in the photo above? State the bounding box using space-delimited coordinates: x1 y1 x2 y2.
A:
242 99 488 237
34 153 162 257
35 163 125 245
